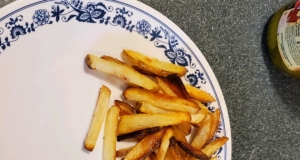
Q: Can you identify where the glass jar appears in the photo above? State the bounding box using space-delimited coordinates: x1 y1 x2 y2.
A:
267 0 300 78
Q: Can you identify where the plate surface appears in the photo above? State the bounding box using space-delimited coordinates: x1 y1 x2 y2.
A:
0 0 231 159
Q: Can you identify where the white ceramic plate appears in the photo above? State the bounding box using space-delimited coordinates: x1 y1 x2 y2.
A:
0 0 231 159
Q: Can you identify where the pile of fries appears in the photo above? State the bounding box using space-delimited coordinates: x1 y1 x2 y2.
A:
84 50 229 160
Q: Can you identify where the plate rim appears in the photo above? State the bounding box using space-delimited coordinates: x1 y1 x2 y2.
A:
0 0 232 159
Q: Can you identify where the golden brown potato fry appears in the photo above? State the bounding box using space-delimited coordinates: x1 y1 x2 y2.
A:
155 77 177 97
103 106 120 160
124 130 164 160
172 125 187 158
149 152 158 160
118 112 191 135
192 114 212 148
123 87 199 114
117 127 164 141
84 85 111 151
157 127 173 160
116 146 134 157
165 144 182 160
185 84 215 103
178 122 192 135
85 54 159 92
173 137 209 160
191 99 211 114
123 49 187 77
138 102 173 114
101 55 127 66
185 114 213 160
114 100 138 116
156 74 190 133
165 74 190 99
138 102 206 126
145 157 151 160
210 156 218 160
132 66 156 76
190 109 207 126
201 136 229 157
206 109 221 144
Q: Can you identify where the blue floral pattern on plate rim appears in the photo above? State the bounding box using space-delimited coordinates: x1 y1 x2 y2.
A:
0 0 230 159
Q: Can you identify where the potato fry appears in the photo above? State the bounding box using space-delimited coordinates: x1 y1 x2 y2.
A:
138 102 206 126
123 87 199 114
210 156 218 160
178 122 191 135
85 54 159 92
117 127 164 141
124 130 164 160
206 109 221 144
157 127 173 160
172 125 188 158
185 114 213 160
165 144 182 160
185 84 215 103
173 137 209 160
155 77 177 97
103 106 120 160
84 85 111 151
84 52 229 160
191 99 211 114
157 75 192 135
192 114 212 148
138 102 173 114
156 76 192 135
132 65 156 76
201 136 229 157
101 55 127 66
116 146 134 157
123 49 187 77
165 74 190 99
190 109 207 126
149 152 158 160
115 100 138 116
118 112 191 135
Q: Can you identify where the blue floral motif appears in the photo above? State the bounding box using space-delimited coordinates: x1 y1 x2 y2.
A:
147 26 196 68
51 5 65 22
76 3 106 23
217 122 222 134
136 19 151 36
207 104 215 112
165 47 190 66
0 10 52 52
86 2 96 13
71 0 79 6
33 9 50 26
53 0 110 23
186 74 198 86
111 7 135 31
10 25 26 39
185 69 206 88
150 27 162 41
112 15 126 28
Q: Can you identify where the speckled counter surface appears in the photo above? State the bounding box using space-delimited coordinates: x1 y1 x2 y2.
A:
2 0 300 159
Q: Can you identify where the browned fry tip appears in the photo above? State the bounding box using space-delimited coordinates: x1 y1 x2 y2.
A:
172 137 210 160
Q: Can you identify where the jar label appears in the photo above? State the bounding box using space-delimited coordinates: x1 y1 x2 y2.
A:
277 1 300 70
